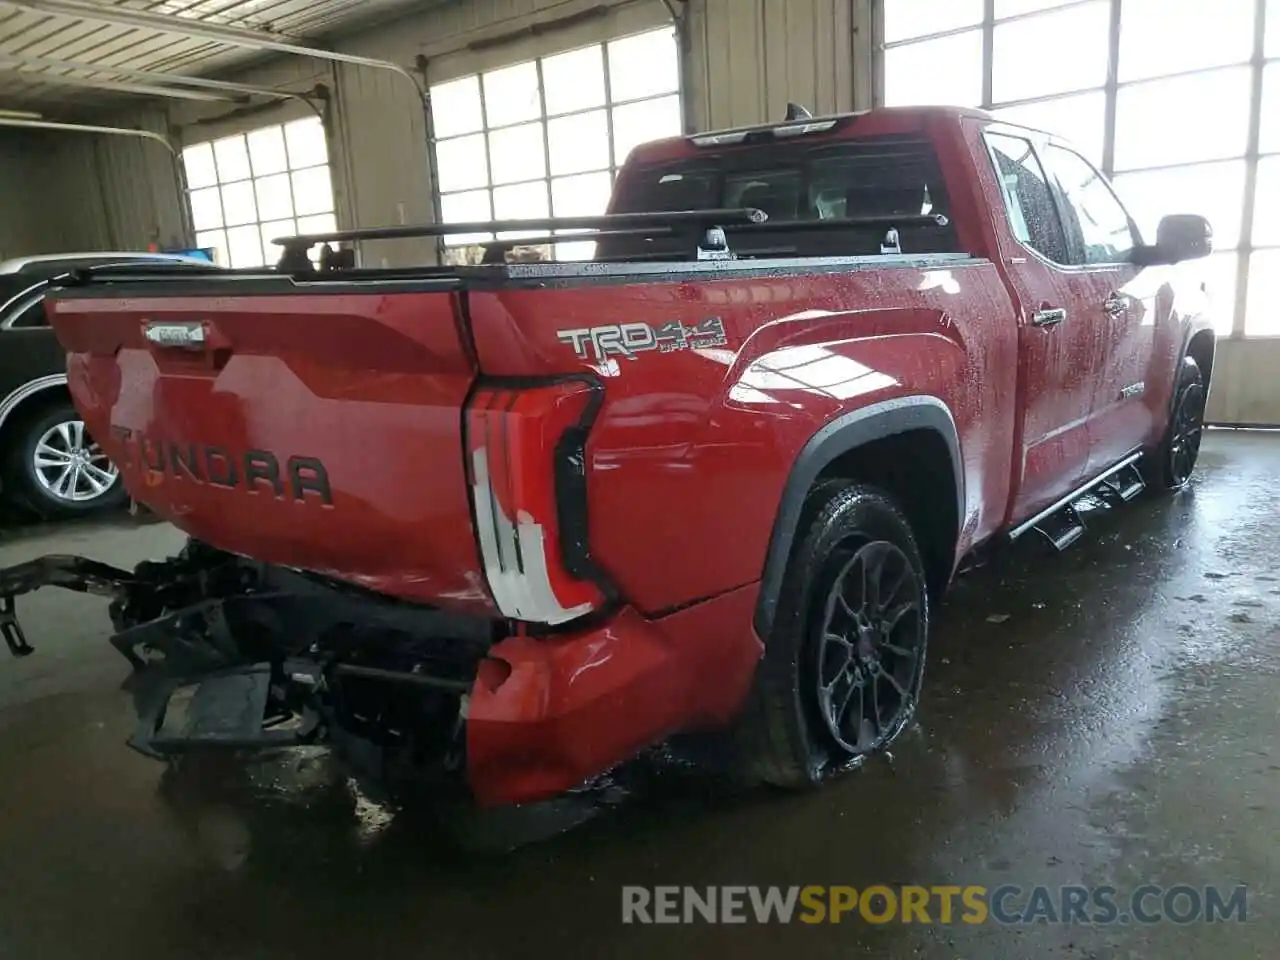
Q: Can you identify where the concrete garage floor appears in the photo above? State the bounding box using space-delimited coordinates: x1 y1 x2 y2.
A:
0 431 1277 959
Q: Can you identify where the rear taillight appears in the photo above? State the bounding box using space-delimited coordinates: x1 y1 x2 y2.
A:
466 379 608 625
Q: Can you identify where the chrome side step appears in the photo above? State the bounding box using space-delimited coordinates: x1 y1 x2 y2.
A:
1009 451 1145 551
1033 502 1087 552
1098 461 1146 503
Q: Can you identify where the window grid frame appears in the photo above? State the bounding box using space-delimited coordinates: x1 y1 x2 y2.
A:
429 28 683 259
884 0 1277 338
182 118 337 270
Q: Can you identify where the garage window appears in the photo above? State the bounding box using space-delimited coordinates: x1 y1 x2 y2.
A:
429 26 682 262
181 117 337 268
885 0 1279 338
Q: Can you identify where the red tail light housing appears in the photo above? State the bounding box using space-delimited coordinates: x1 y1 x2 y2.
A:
465 378 609 625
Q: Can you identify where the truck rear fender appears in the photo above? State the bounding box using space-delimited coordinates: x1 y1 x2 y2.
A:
468 286 997 619
754 396 964 637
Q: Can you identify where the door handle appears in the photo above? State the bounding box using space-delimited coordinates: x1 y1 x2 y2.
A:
1032 308 1066 328
1103 295 1127 318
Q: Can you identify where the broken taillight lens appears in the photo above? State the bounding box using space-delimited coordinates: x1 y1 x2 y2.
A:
465 379 608 625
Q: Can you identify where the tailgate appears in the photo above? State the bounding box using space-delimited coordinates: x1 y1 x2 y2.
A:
47 281 495 615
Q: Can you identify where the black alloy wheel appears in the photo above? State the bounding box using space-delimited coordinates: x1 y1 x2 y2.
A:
735 485 930 787
1168 374 1205 488
1150 355 1205 492
812 539 925 754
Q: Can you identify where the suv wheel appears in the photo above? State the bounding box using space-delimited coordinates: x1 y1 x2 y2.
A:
736 484 929 787
7 401 126 519
1149 356 1205 491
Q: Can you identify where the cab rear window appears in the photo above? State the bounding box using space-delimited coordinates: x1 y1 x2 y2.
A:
606 135 959 259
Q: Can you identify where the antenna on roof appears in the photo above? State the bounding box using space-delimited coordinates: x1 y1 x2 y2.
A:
784 102 813 121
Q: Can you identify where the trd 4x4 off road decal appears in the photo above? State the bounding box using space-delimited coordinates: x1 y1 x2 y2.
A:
558 318 728 362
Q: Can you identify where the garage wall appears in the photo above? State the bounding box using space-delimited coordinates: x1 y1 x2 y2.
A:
686 0 858 129
39 134 107 252
0 129 59 258
1205 340 1280 425
0 128 117 256
82 109 189 252
0 111 185 258
331 64 433 268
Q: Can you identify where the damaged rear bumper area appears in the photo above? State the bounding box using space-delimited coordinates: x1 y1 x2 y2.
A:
0 543 763 806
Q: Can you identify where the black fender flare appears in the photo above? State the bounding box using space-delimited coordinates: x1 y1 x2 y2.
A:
1176 326 1215 415
754 395 964 636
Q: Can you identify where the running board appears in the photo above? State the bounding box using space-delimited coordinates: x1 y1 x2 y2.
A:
1032 502 1086 552
1008 451 1145 551
1097 462 1146 503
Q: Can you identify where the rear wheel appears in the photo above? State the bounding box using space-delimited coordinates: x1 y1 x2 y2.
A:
736 484 929 787
6 400 126 519
1149 356 1205 492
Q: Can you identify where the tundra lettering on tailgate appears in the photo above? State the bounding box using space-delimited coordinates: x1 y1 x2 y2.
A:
109 427 333 505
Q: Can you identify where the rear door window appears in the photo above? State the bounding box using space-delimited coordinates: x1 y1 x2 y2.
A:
1041 144 1137 264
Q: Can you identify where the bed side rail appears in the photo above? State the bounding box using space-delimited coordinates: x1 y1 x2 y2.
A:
271 208 950 271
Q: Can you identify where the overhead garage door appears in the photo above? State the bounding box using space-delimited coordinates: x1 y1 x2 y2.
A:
181 116 338 269
428 26 682 262
884 0 1280 422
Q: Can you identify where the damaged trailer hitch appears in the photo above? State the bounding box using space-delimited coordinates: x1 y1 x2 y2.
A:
0 555 136 657
0 552 322 759
0 548 486 781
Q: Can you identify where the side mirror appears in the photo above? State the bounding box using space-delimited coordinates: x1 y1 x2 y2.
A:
1134 214 1213 265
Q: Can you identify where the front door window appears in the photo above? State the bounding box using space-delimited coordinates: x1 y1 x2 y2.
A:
1041 144 1138 264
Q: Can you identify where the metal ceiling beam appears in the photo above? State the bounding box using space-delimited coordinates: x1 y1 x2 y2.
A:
0 117 176 153
1 0 423 96
0 66 238 101
0 51 303 99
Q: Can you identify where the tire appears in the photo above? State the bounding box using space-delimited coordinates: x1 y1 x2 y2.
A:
5 400 127 519
736 484 930 787
1148 356 1205 492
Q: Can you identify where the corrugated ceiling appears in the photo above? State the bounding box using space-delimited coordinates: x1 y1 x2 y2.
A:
0 0 434 111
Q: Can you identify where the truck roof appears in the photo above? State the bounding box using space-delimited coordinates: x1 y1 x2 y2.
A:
628 105 996 166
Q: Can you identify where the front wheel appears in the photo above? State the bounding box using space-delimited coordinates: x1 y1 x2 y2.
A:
735 484 930 787
6 400 127 519
1148 356 1205 492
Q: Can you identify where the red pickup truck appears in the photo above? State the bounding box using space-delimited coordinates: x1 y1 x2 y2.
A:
2 106 1213 807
